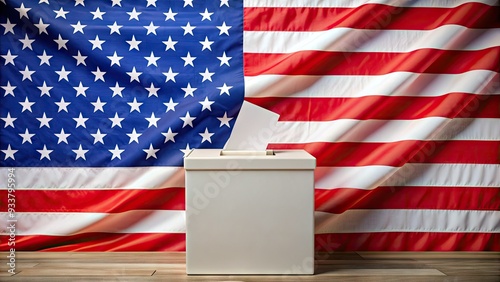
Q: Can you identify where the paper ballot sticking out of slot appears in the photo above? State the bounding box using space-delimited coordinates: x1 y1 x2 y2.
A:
223 101 280 151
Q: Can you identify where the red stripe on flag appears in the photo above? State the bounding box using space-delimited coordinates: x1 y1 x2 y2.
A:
0 233 186 252
315 232 500 251
315 187 500 214
3 181 498 215
244 3 500 31
244 48 500 76
268 141 500 167
0 188 185 213
247 94 500 121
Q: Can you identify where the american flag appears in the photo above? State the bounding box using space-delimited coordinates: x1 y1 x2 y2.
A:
1 0 499 251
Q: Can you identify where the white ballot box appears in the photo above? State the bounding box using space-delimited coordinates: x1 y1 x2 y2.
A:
184 149 315 275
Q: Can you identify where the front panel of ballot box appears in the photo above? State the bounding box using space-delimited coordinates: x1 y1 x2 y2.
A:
184 149 315 275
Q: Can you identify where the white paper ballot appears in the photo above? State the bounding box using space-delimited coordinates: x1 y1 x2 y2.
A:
224 101 280 151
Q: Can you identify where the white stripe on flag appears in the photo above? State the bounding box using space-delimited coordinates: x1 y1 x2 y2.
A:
271 118 500 144
316 164 500 189
244 71 499 98
244 27 500 53
243 0 499 8
0 210 186 236
315 209 500 233
3 163 500 190
0 167 184 190
2 209 498 235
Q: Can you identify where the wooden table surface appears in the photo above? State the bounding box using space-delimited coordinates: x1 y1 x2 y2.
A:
1 252 499 281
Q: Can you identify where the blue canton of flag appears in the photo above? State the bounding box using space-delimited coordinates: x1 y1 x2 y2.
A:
0 0 243 167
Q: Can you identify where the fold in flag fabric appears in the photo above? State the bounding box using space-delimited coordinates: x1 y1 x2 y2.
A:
1 0 499 251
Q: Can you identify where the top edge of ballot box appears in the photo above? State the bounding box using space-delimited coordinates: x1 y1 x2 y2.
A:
184 149 316 170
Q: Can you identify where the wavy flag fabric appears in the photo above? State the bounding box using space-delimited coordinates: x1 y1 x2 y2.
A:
0 0 499 251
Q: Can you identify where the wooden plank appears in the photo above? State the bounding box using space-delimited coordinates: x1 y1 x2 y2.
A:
0 252 498 281
33 262 184 269
3 277 161 282
415 260 500 265
315 252 364 260
314 269 446 276
423 265 500 276
5 276 500 282
31 263 185 274
0 262 38 270
4 276 165 282
315 259 427 267
6 252 73 259
153 275 448 282
66 252 186 258
153 269 445 281
15 268 155 277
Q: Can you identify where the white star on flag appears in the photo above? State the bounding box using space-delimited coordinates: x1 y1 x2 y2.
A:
1 145 17 160
19 129 35 144
143 144 159 159
73 145 88 160
109 145 125 160
199 128 214 143
37 145 53 160
162 128 178 143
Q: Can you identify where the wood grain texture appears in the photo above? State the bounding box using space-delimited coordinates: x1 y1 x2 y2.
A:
1 252 499 281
